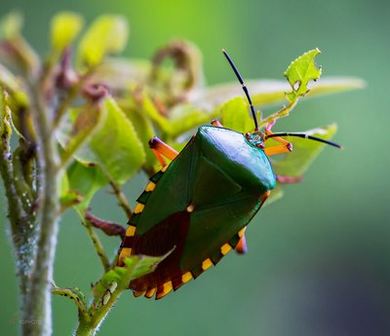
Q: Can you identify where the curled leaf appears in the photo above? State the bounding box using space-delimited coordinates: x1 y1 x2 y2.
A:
93 254 163 299
66 161 108 212
284 48 322 102
77 15 128 68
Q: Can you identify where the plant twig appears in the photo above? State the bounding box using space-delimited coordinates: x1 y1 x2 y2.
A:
82 215 111 272
260 98 299 127
85 212 125 239
109 181 132 219
76 284 123 336
52 285 89 320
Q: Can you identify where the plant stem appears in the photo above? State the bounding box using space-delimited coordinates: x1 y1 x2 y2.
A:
22 81 61 336
75 284 124 336
109 181 132 219
51 286 89 319
260 98 299 127
81 217 111 271
0 96 35 304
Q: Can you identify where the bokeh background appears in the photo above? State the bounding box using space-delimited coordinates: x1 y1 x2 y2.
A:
1 0 390 335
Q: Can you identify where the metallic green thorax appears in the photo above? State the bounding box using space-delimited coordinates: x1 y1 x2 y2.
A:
121 125 276 295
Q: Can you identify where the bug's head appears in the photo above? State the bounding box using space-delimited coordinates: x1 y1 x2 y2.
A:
245 131 266 149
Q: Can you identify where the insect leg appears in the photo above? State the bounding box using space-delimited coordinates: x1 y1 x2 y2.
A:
264 121 293 156
149 137 179 167
211 119 223 127
265 120 292 147
276 175 303 184
235 228 248 254
264 144 292 156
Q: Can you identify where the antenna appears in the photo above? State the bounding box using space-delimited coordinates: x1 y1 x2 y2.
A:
266 132 342 149
222 49 259 131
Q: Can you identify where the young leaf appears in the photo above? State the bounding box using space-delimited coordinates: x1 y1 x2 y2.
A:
121 100 157 171
86 97 145 184
91 58 151 91
59 105 103 168
220 96 254 133
271 124 338 177
0 11 23 39
51 12 84 52
92 255 163 298
167 104 217 137
192 76 364 111
284 48 322 102
77 15 128 68
66 161 108 212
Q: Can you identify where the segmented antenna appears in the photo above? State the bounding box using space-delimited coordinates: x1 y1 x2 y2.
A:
266 132 342 149
222 49 259 131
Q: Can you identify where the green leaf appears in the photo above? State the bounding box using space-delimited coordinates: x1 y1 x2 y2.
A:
271 124 338 177
77 15 128 68
86 97 145 184
51 286 88 318
138 93 171 133
59 98 145 185
121 101 156 171
51 12 84 52
59 105 103 167
137 92 217 138
306 76 365 97
220 96 254 133
66 161 108 212
188 76 363 118
167 104 215 137
91 58 151 90
284 48 322 102
0 12 23 39
93 255 163 298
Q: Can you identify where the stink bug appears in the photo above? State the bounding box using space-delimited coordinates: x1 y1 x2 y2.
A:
116 50 341 300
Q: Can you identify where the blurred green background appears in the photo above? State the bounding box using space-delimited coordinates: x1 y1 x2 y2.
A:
1 0 390 335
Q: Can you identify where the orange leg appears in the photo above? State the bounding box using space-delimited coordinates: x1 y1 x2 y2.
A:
235 234 248 254
264 144 292 156
235 190 270 255
277 175 303 184
264 120 292 156
211 119 223 127
149 137 179 167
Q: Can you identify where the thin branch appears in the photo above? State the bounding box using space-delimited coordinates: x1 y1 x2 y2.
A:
259 99 299 127
109 181 132 219
82 216 111 272
51 286 89 320
85 212 125 239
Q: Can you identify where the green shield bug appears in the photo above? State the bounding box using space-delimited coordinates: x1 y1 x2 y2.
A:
116 50 341 300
